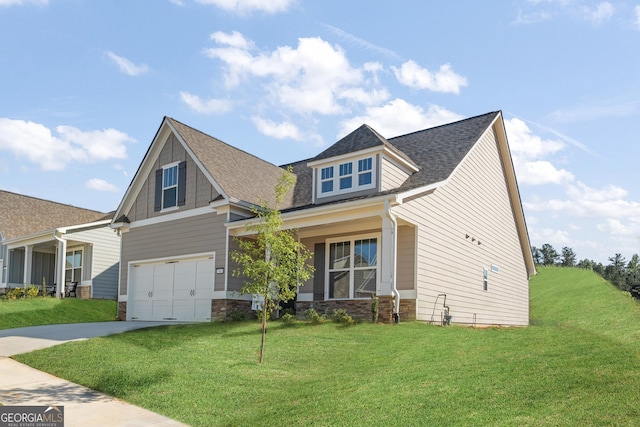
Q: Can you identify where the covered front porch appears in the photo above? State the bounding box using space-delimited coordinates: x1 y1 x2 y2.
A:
227 198 418 322
2 231 92 299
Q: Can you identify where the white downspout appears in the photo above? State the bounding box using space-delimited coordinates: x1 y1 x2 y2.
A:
53 230 66 299
384 199 400 322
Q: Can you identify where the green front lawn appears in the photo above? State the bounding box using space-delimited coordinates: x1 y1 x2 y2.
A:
13 268 640 426
0 298 117 329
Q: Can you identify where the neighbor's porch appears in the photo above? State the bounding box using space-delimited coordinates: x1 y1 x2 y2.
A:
2 235 92 298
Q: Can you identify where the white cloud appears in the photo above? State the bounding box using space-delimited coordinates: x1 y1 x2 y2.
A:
0 118 132 171
86 178 119 193
393 60 467 94
504 118 574 185
205 34 363 115
338 99 462 139
194 0 294 14
210 30 255 49
0 0 47 6
634 5 640 30
106 52 149 76
180 92 233 114
251 117 303 140
581 2 614 25
597 218 640 236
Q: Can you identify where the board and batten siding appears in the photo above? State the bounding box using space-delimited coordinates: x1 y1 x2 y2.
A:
128 134 218 222
396 225 416 292
394 126 529 326
380 156 411 191
119 212 227 295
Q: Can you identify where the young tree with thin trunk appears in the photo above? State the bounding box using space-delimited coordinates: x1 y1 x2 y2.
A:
231 168 314 363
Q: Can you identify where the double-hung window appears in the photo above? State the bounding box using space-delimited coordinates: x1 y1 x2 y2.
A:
358 158 372 186
339 162 353 190
321 166 334 193
65 249 82 285
327 235 378 299
162 163 179 209
317 156 374 197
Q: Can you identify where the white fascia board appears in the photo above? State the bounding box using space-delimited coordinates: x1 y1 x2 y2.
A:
58 219 112 233
226 194 399 235
381 147 419 173
7 219 113 247
395 181 446 203
127 205 217 229
306 146 382 168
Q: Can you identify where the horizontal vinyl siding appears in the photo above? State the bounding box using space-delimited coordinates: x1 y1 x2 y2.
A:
394 127 529 326
396 225 415 291
120 212 226 295
381 156 410 191
68 227 120 299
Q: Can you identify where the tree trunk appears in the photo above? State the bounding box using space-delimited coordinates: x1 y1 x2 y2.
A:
259 303 267 363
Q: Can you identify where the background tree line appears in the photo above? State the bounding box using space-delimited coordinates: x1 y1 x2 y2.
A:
531 244 640 301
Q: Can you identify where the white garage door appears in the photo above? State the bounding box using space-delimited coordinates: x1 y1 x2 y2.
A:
129 254 214 321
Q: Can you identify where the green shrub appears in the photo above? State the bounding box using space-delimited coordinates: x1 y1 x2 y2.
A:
228 311 249 322
304 307 326 324
26 285 40 298
331 309 354 325
371 293 379 323
6 287 25 299
280 312 296 326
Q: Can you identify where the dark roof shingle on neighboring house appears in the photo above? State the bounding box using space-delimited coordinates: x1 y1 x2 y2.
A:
0 190 111 240
167 118 294 209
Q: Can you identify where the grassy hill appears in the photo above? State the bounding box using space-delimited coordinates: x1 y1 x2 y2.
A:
13 267 640 426
0 298 117 329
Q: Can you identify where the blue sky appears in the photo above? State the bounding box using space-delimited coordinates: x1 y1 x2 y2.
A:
1 0 639 264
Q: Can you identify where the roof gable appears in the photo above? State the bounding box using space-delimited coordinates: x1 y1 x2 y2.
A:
166 118 291 208
113 117 293 221
0 190 110 240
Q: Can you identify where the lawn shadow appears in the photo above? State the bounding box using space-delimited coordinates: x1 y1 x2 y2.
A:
92 368 173 398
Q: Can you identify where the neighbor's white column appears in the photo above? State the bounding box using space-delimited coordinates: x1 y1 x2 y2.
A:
23 245 33 286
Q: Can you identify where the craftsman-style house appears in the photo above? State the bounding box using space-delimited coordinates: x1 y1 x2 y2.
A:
111 111 535 325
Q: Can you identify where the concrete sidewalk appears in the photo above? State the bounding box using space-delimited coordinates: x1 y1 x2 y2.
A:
0 322 190 426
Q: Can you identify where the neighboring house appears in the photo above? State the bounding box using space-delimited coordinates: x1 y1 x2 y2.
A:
0 191 120 299
111 111 536 325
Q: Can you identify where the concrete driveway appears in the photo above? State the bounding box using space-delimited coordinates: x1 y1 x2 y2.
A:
0 321 190 426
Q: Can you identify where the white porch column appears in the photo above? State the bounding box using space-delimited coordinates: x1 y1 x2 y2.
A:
23 245 33 286
54 237 67 298
379 216 395 297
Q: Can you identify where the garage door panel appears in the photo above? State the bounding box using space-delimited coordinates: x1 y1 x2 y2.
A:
130 254 215 322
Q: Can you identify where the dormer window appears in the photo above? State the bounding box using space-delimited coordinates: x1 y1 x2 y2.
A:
317 156 376 197
358 158 372 186
321 166 334 193
339 162 352 190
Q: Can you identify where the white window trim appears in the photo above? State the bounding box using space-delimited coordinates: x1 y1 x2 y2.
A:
317 156 376 198
325 232 381 300
65 248 83 284
161 161 180 212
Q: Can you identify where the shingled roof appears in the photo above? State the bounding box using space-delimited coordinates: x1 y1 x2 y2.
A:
0 190 111 240
167 118 293 208
388 111 499 191
281 111 500 210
